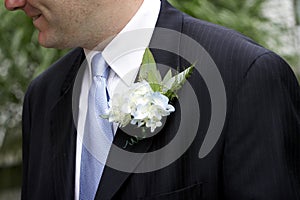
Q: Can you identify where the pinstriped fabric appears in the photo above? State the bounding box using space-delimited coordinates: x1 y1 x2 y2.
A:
21 1 300 199
109 17 299 198
221 53 300 198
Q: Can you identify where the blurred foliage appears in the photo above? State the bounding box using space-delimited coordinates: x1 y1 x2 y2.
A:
169 0 275 47
0 0 299 193
295 0 300 25
0 4 67 169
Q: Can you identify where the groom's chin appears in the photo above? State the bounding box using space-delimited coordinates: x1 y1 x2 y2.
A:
37 31 71 50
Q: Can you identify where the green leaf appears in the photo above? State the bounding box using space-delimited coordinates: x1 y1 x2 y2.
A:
142 48 156 65
139 48 195 100
149 83 162 92
139 48 162 83
164 90 178 100
163 65 194 96
162 69 173 84
147 64 161 83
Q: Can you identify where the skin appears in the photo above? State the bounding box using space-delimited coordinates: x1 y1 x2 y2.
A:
4 0 143 49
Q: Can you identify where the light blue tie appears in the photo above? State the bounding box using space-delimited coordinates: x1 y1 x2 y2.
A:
80 53 114 200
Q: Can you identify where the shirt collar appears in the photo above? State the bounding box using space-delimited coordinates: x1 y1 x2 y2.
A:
84 0 161 86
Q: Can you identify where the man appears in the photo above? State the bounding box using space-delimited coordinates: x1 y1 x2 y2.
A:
5 0 300 199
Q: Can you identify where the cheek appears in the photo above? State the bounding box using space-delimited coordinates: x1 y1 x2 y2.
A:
54 12 82 33
37 4 91 48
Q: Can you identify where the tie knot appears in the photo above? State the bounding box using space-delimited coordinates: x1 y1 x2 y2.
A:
91 53 109 78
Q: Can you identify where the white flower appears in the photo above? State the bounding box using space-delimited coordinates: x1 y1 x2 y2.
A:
107 81 175 132
107 93 131 127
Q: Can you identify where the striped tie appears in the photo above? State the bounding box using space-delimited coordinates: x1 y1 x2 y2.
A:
79 53 114 200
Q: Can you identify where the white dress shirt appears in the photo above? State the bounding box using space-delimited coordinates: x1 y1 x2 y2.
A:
75 0 161 199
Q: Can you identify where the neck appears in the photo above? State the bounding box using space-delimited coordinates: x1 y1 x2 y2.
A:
83 0 144 50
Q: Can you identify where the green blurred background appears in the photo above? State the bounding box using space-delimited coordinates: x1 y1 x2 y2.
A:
0 0 299 198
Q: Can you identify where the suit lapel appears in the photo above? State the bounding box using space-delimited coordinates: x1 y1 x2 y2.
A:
50 48 85 200
95 127 155 200
96 1 184 199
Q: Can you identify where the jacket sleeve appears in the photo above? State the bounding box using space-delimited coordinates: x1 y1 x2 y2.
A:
223 52 300 199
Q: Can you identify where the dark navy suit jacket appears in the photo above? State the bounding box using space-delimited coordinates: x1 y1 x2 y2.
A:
22 0 300 199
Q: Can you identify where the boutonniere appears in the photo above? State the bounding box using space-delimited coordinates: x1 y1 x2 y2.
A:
102 48 194 134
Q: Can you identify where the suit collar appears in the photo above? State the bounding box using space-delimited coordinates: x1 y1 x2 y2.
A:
96 1 184 199
59 48 86 96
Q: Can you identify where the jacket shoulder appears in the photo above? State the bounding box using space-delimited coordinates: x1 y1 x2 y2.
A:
181 13 269 62
27 48 84 95
24 47 84 110
179 13 296 109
